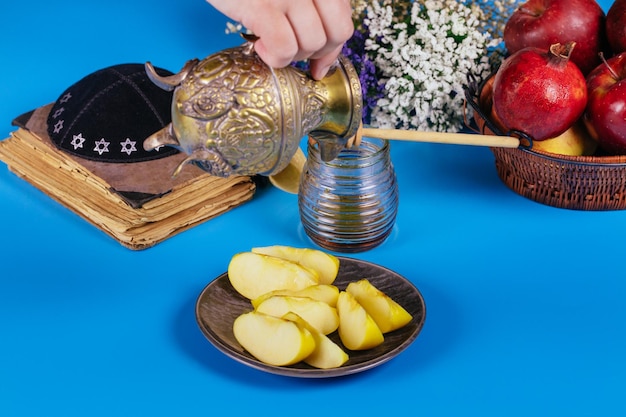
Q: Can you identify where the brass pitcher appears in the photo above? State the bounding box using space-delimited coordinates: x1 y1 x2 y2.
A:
144 38 362 178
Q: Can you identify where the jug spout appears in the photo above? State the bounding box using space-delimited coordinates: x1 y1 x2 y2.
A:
144 124 181 151
312 133 351 162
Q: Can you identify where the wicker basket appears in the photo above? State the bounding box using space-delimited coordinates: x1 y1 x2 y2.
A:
464 74 626 211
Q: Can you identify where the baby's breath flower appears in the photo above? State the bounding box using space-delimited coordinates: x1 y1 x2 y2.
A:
470 0 521 67
225 21 244 35
363 0 499 132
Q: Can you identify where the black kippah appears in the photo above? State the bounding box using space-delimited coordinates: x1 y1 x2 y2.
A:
47 63 178 163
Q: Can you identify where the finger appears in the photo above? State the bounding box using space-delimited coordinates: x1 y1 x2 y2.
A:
252 23 298 69
285 3 327 62
310 0 354 54
309 44 344 80
307 0 354 78
208 0 299 68
248 10 302 68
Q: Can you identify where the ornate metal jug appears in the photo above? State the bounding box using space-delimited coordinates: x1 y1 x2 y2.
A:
143 38 362 178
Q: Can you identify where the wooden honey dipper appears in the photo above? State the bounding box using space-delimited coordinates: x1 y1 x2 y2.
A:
346 122 520 148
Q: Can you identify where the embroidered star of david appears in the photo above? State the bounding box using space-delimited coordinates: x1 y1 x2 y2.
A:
71 133 86 150
53 120 64 134
46 63 179 163
120 138 137 155
94 138 110 155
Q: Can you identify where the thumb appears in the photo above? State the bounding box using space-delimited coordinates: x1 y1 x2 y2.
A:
309 45 344 80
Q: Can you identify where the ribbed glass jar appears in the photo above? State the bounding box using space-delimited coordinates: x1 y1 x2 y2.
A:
298 137 399 253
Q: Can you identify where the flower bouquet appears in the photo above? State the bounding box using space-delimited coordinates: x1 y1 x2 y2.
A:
347 0 521 132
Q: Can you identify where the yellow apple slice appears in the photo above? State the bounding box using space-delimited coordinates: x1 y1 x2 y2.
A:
345 279 413 333
233 311 315 366
251 245 340 285
336 291 384 351
228 252 319 300
255 295 339 335
251 284 340 308
282 312 349 369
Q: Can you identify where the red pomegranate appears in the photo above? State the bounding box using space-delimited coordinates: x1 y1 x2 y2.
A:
492 42 588 141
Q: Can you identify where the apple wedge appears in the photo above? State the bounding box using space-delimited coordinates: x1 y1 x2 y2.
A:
233 311 315 366
336 291 384 351
346 279 412 333
228 252 319 300
282 312 349 369
255 295 339 335
251 284 340 308
251 245 340 285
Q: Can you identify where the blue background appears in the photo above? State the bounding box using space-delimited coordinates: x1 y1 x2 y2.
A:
1 1 624 416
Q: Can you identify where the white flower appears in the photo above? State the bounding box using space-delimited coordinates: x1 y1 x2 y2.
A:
224 21 243 34
362 0 500 132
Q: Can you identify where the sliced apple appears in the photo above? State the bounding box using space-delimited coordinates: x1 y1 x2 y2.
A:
346 279 413 333
336 291 384 351
251 284 340 308
228 251 319 300
255 295 339 335
251 245 340 285
233 311 315 366
282 312 349 369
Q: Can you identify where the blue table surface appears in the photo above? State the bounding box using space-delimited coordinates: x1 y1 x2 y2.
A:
1 1 624 416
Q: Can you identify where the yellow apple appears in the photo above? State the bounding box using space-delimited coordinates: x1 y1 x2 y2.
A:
233 311 315 366
251 284 340 309
345 279 412 333
532 119 598 156
282 312 349 369
251 245 340 285
255 295 339 335
228 252 319 300
336 291 384 351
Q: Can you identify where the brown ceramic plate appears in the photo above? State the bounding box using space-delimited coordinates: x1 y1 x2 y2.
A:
195 256 426 378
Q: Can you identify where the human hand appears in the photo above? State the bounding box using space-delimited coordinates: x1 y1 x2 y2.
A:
206 0 354 80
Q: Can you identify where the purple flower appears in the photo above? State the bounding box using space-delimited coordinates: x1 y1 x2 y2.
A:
342 28 385 125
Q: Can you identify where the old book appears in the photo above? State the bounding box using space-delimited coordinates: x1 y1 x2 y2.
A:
0 105 256 250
